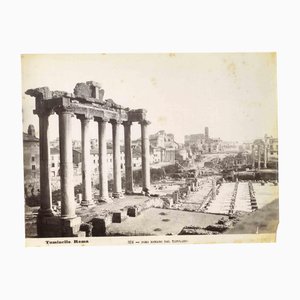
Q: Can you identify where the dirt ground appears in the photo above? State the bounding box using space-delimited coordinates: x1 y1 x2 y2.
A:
107 208 225 236
226 198 279 234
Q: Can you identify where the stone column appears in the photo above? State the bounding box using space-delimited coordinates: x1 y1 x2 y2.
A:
111 120 123 198
58 108 76 219
257 145 261 170
38 111 54 217
78 115 93 206
140 120 151 192
264 145 268 168
123 121 133 194
96 117 110 202
252 144 255 169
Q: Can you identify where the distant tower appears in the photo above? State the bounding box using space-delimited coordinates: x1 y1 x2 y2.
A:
205 126 209 140
28 124 36 137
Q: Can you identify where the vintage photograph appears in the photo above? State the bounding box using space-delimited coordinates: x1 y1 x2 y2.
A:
22 53 279 246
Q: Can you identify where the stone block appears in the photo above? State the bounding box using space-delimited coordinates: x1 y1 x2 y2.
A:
86 81 101 88
173 191 179 203
60 217 82 237
76 193 82 203
127 206 139 217
191 183 195 192
91 217 108 236
162 197 173 208
153 198 164 208
80 222 93 237
86 81 104 102
74 82 91 99
112 211 122 223
76 231 86 238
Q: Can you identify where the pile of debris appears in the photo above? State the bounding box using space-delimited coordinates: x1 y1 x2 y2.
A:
178 212 248 235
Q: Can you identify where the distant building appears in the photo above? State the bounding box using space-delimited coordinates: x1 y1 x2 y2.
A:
220 141 240 153
50 147 60 177
266 135 278 160
184 127 223 154
73 148 82 166
90 138 98 150
23 125 39 180
90 145 127 176
205 126 209 140
50 137 59 149
133 130 178 165
175 148 188 162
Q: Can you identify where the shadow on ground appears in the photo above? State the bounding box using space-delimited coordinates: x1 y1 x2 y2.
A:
226 198 279 234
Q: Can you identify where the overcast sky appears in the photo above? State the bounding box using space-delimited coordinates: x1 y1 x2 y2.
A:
22 53 277 143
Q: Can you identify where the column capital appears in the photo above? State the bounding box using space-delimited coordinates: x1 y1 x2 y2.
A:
139 119 151 126
110 119 123 125
34 107 54 118
54 105 75 116
95 116 110 123
76 113 94 121
123 120 132 127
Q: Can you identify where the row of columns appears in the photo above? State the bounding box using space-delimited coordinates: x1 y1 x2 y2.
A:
251 144 268 170
38 108 151 220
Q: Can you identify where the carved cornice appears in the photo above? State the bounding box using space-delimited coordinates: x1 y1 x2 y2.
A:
26 82 150 124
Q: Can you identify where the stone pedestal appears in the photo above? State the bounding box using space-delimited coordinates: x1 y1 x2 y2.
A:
61 217 82 237
37 216 61 237
37 216 82 237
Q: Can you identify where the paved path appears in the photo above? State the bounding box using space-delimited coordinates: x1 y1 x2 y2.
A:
234 182 252 212
206 183 235 214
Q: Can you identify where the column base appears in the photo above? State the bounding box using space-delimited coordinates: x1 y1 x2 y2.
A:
112 192 124 199
60 214 77 220
80 200 96 207
38 208 54 218
125 190 134 195
98 196 113 203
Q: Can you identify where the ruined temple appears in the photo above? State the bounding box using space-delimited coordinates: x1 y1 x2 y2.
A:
26 81 151 237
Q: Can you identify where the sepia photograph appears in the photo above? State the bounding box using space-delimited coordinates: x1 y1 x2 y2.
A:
22 53 279 246
3 1 300 300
